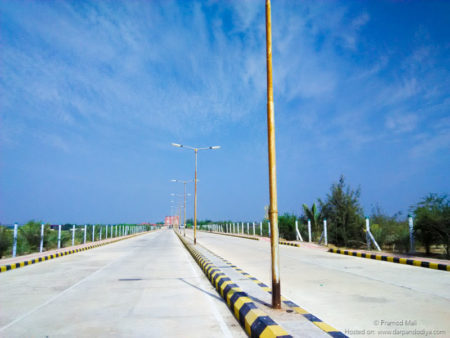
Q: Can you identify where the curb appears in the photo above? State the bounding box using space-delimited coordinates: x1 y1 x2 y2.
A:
175 231 292 338
328 248 449 272
279 241 300 248
0 231 153 274
200 243 347 338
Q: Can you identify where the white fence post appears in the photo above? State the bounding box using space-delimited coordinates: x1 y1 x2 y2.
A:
408 215 415 253
72 224 75 246
323 219 327 246
260 222 262 236
40 223 45 253
57 224 62 249
253 222 255 236
366 217 371 250
83 225 87 244
295 220 303 241
308 219 312 242
12 223 18 258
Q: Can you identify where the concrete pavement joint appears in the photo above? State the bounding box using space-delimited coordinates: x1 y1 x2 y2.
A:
175 231 292 338
329 248 450 272
0 231 155 274
199 242 347 338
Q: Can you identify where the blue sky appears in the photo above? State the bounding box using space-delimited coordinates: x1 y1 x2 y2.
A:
1 0 449 224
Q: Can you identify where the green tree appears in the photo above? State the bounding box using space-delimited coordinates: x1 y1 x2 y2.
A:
319 175 364 247
302 202 321 241
413 194 449 258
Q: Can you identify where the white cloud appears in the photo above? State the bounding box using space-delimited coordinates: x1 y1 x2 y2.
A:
385 113 419 133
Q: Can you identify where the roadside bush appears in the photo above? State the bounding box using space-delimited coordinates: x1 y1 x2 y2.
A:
278 213 297 240
0 226 12 258
370 208 410 252
19 220 50 254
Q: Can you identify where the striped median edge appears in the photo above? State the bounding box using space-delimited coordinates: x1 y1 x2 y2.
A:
279 241 300 247
201 247 347 338
175 231 292 338
328 248 450 272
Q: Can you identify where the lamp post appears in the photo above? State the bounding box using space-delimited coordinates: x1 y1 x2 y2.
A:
171 143 220 244
171 179 193 236
266 0 281 309
171 193 188 232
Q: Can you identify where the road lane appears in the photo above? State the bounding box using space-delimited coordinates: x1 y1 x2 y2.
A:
0 229 245 337
190 230 450 336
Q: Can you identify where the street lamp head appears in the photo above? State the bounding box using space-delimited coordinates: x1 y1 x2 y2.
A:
171 143 182 148
210 146 221 150
170 179 177 182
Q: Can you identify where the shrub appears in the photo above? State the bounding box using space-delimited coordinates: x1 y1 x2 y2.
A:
0 226 12 258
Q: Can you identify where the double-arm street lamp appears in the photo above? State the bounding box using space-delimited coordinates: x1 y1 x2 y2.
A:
171 179 193 237
171 143 220 244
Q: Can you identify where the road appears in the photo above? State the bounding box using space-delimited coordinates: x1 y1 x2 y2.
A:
188 229 450 337
0 229 245 337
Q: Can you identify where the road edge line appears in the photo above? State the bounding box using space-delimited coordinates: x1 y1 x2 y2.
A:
328 248 450 272
0 231 155 274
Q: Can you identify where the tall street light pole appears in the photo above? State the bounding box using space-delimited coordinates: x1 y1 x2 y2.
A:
171 143 220 244
170 192 190 234
171 179 193 237
266 0 281 309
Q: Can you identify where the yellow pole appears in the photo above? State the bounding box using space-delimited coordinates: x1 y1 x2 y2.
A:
194 149 198 244
265 0 281 309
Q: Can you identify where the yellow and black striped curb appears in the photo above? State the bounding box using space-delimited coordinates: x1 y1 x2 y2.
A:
205 231 260 241
0 231 154 274
175 231 292 338
329 248 450 272
200 245 347 338
279 241 300 248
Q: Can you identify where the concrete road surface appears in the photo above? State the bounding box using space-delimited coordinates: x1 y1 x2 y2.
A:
189 229 450 338
0 229 245 337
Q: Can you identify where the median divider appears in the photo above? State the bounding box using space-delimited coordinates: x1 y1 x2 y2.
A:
328 248 449 272
0 231 155 274
196 239 347 338
175 231 292 338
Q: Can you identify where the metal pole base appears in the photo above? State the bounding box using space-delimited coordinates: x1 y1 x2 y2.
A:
272 283 281 309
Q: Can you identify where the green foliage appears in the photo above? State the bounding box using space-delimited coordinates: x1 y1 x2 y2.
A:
370 207 410 252
47 230 72 249
278 213 297 240
319 175 364 247
413 194 450 258
18 220 50 254
302 202 322 241
0 226 12 258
